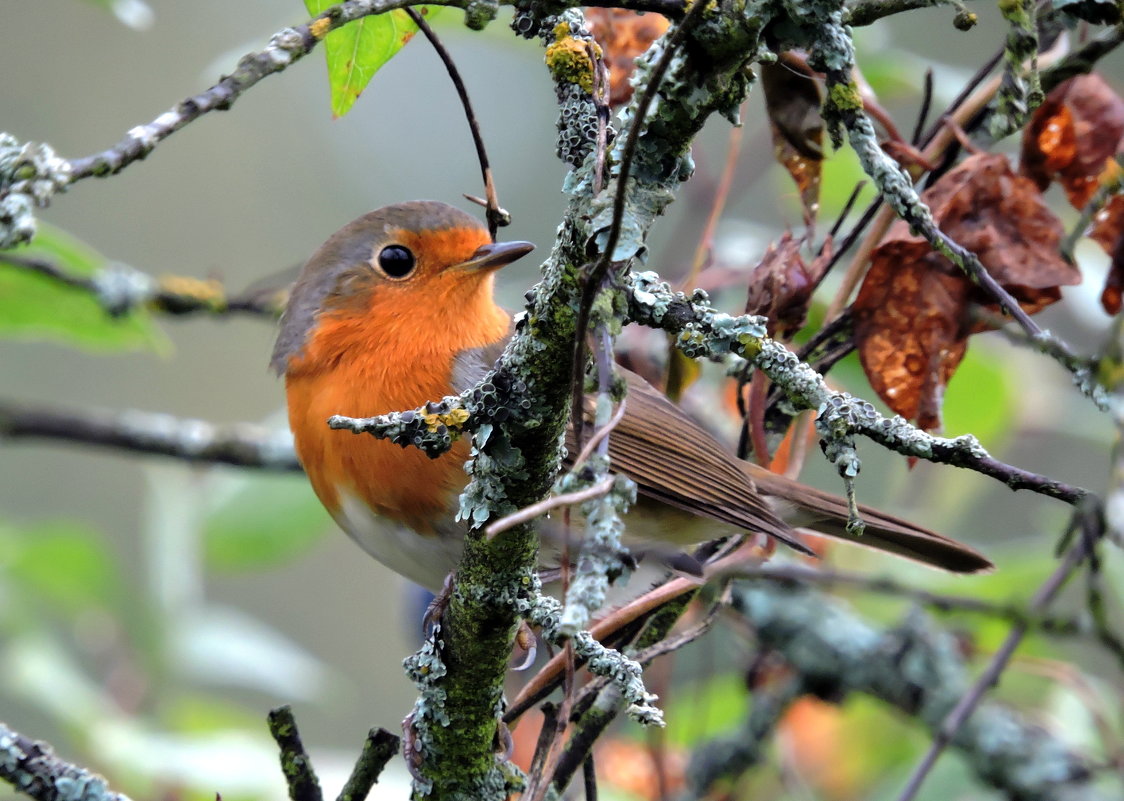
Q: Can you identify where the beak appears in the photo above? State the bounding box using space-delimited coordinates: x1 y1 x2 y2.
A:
454 240 535 272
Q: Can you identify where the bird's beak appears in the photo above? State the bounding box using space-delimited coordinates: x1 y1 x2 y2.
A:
454 240 535 272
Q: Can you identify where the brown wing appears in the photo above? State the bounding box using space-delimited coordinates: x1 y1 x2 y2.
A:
456 333 991 573
565 371 812 554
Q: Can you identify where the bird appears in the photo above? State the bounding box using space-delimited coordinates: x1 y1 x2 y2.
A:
271 200 992 592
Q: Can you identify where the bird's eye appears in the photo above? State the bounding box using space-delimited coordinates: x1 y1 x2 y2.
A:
377 245 415 278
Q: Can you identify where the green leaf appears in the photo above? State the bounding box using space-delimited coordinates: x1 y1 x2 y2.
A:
304 1 436 118
0 520 124 614
204 473 330 570
941 341 1014 443
0 223 168 352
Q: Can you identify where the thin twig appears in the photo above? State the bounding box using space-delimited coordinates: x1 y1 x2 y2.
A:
583 756 598 801
912 69 934 145
679 105 745 290
0 253 284 318
570 0 711 451
60 0 445 185
894 509 1101 801
485 475 615 539
572 400 628 472
0 400 301 471
405 7 508 238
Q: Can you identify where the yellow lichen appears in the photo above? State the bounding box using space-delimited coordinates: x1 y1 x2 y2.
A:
545 33 601 94
309 17 331 40
157 275 226 309
422 407 471 433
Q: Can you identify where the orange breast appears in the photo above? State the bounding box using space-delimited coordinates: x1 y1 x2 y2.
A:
284 273 510 537
287 367 470 535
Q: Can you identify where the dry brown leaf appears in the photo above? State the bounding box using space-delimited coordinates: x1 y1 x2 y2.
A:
854 241 971 431
1092 194 1124 314
744 231 822 338
761 54 824 227
585 9 669 107
1020 73 1124 208
854 153 1078 430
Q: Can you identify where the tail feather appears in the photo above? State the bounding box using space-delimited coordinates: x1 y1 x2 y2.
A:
748 467 993 574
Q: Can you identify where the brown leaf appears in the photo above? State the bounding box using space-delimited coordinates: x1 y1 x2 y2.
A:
744 231 823 338
853 241 970 431
855 153 1078 430
761 54 824 227
1020 73 1124 208
585 9 669 108
1091 194 1124 314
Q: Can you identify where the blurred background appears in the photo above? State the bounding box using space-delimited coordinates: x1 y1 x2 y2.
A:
1 1 1122 799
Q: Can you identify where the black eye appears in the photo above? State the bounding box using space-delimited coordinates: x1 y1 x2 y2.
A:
377 245 415 278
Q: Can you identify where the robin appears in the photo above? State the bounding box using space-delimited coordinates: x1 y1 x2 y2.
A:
271 201 991 591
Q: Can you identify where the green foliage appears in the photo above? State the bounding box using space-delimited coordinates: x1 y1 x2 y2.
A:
663 672 749 747
204 472 330 569
942 341 1015 442
304 0 437 118
0 519 124 617
0 223 167 352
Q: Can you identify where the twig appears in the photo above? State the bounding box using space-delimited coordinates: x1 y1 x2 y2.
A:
268 706 324 801
911 69 934 145
405 7 509 238
0 400 301 471
506 545 761 725
0 722 133 801
336 728 400 801
62 0 459 184
0 253 284 318
894 508 1101 801
570 0 711 450
678 106 745 290
583 756 598 801
485 475 615 539
570 399 627 472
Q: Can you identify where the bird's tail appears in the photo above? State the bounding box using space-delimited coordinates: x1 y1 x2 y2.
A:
749 467 993 574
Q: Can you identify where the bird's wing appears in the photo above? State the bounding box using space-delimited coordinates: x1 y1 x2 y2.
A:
567 371 811 553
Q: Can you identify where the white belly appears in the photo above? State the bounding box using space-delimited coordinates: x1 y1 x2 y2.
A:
334 490 466 591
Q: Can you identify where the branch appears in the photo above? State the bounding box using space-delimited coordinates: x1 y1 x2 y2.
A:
844 0 977 28
0 253 283 318
336 728 400 801
0 723 133 801
688 577 1107 800
267 706 324 801
0 0 472 247
626 272 1091 506
895 511 1108 800
0 400 300 471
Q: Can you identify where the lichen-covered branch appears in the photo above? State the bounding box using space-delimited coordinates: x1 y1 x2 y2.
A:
267 706 324 801
0 400 300 471
896 518 1102 801
686 579 1107 800
626 272 1091 506
0 723 133 801
0 0 470 247
336 728 401 801
390 2 788 796
0 253 284 318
